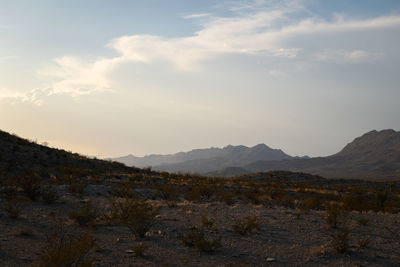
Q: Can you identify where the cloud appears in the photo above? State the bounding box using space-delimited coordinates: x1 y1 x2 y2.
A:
315 49 382 63
183 13 211 19
0 87 50 106
38 0 400 98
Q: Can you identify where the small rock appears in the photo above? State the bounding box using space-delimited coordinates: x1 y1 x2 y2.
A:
125 250 134 254
266 257 276 262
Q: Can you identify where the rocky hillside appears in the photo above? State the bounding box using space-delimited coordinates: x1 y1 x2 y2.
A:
245 129 400 180
0 130 137 180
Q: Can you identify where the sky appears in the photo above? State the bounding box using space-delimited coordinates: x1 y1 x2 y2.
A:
1 0 400 158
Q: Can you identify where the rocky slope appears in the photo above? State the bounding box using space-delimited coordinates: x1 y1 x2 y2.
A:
245 129 400 180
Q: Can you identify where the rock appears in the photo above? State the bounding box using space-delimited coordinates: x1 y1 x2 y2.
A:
266 257 276 262
125 250 134 254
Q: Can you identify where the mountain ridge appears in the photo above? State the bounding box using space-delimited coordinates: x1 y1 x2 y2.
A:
114 143 299 173
243 129 400 179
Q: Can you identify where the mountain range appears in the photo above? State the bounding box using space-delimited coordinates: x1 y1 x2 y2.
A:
114 144 307 174
114 129 400 180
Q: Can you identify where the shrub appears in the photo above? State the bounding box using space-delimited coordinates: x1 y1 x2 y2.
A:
156 184 180 207
41 185 59 204
109 197 159 238
68 179 87 198
342 194 367 212
0 196 31 219
179 227 221 253
37 225 95 266
69 201 99 227
325 203 343 229
357 236 370 249
304 196 323 210
232 214 262 235
375 191 388 210
329 226 350 253
216 190 235 205
357 217 368 226
18 171 42 201
132 243 148 257
201 214 214 229
184 184 214 202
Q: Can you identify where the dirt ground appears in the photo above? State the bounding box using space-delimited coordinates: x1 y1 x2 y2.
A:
1 185 400 266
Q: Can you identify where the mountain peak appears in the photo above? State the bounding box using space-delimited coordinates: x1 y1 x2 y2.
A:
336 129 400 157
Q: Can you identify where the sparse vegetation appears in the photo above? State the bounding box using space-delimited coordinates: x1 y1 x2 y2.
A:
69 200 100 227
329 225 350 253
131 243 149 257
109 197 159 238
41 185 59 204
232 214 262 235
1 129 400 265
37 223 95 266
179 227 222 253
325 203 343 229
0 196 31 219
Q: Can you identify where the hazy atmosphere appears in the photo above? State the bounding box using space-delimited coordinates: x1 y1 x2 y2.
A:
1 0 400 158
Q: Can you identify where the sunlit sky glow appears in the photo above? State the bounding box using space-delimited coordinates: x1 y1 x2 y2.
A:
1 0 400 158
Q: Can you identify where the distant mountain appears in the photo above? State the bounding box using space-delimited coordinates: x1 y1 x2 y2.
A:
114 144 297 173
245 129 400 180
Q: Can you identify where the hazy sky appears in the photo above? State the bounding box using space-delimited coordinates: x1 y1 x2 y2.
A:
1 0 400 158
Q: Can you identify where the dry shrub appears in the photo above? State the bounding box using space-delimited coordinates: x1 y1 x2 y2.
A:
13 226 35 237
357 236 370 249
304 196 323 210
37 221 95 267
184 184 214 202
18 171 42 201
41 185 59 204
109 197 159 238
179 227 221 253
69 200 99 227
329 226 350 253
232 214 262 235
325 203 343 229
374 191 389 211
342 194 368 212
0 195 31 219
357 217 368 226
68 179 87 198
156 184 180 207
132 243 148 257
216 190 235 205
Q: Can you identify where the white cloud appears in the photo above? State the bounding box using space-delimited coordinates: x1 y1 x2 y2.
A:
37 0 400 99
0 87 50 106
183 13 211 19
